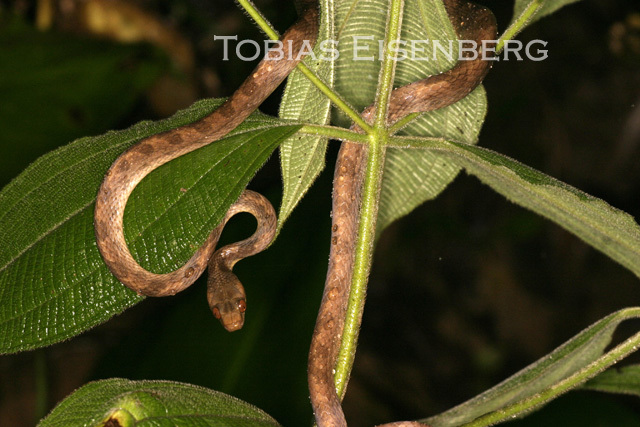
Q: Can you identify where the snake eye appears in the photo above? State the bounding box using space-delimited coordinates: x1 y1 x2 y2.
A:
237 299 247 313
212 307 221 319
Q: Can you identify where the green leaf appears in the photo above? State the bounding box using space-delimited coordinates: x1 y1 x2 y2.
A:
378 0 592 235
279 0 589 237
379 87 487 234
0 98 301 354
333 0 460 113
333 0 456 113
582 365 640 397
38 378 280 427
393 138 640 279
380 0 490 235
331 0 591 236
278 0 335 228
332 0 487 236
425 308 640 427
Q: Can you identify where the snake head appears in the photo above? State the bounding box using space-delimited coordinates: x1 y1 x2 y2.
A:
207 267 247 332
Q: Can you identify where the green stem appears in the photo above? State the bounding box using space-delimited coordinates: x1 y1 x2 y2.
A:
294 63 372 132
235 0 280 40
496 0 542 53
372 0 405 130
388 112 420 134
332 0 405 400
333 135 386 401
462 312 640 426
235 0 371 132
387 134 456 149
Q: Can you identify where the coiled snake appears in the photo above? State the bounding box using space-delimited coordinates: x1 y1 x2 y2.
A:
94 0 496 425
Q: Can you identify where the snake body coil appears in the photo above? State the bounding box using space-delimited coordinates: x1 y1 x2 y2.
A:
94 0 318 328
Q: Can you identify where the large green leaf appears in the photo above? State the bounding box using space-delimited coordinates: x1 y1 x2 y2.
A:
0 98 301 354
278 0 335 228
392 136 640 278
276 0 590 235
331 0 487 235
327 0 589 236
379 87 487 234
38 379 280 427
425 308 640 426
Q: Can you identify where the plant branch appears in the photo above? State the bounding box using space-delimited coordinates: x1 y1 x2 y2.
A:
388 112 420 134
293 64 372 132
372 0 405 131
332 0 406 400
496 0 543 53
462 308 640 427
236 0 372 132
235 0 280 40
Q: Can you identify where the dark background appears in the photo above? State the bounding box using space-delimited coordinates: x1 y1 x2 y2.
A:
1 0 640 425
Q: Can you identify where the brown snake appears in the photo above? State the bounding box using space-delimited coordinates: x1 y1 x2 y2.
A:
94 0 318 331
93 0 496 425
309 1 496 426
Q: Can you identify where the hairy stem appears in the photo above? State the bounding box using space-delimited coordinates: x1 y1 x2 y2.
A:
235 0 280 40
235 0 371 132
463 308 640 427
294 64 372 132
333 0 405 399
387 112 420 134
496 0 543 53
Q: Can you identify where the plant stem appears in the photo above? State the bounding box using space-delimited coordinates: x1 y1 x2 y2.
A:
332 0 405 400
388 112 420 134
294 64 372 132
462 308 640 427
235 0 280 40
372 0 405 130
387 134 456 149
235 0 371 132
496 0 542 53
333 136 386 401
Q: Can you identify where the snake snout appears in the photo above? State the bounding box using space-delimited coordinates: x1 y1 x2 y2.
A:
223 319 244 332
212 298 246 332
